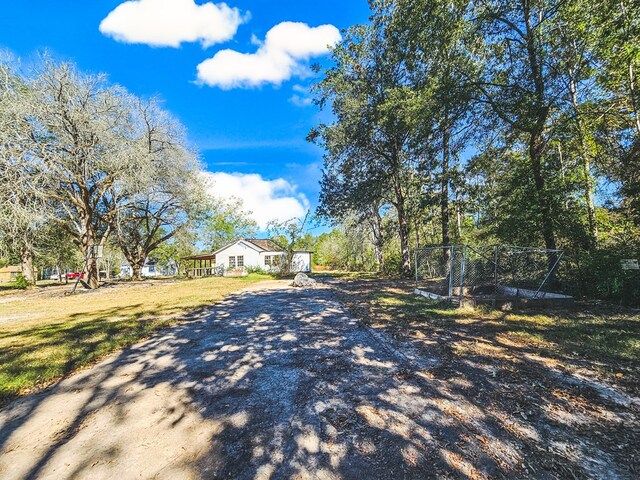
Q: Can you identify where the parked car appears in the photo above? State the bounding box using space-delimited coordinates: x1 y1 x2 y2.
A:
65 272 85 279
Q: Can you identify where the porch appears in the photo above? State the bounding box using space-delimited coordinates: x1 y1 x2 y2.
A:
183 254 221 278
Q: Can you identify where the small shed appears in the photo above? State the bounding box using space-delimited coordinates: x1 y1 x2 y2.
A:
0 265 21 283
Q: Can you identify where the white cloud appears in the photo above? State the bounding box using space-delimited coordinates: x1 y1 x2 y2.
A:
203 172 309 229
289 94 313 107
99 0 247 48
290 84 313 107
196 21 341 89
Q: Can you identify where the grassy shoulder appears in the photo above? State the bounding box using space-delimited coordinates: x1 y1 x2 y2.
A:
0 279 61 296
334 277 640 392
0 273 272 406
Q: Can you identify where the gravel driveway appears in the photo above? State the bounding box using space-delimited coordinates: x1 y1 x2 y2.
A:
0 281 636 479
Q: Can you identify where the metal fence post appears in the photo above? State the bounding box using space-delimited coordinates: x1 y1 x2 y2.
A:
535 251 563 298
448 246 455 298
459 245 467 303
493 245 499 290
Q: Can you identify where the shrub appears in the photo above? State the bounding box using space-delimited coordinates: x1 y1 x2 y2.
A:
12 273 30 289
246 266 267 275
561 247 640 306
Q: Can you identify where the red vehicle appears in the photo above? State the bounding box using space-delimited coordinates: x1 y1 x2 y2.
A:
65 272 85 279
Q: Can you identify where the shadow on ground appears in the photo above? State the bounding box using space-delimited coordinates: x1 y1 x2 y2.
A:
0 282 638 479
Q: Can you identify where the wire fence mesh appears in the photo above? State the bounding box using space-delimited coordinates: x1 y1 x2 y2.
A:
415 245 564 299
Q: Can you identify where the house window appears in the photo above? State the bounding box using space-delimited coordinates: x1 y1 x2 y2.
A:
237 256 244 268
264 255 271 267
229 256 236 268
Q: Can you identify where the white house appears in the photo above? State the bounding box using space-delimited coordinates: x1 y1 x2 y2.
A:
119 259 178 278
184 238 312 277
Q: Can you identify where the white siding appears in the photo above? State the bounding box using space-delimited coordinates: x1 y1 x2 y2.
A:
259 251 311 273
259 251 284 273
216 241 262 270
292 252 312 272
214 241 312 273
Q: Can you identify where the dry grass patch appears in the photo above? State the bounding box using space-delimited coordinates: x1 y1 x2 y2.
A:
333 276 640 391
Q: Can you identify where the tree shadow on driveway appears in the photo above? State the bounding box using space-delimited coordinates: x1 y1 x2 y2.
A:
0 284 637 479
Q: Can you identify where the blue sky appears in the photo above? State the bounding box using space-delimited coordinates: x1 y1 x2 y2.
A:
0 0 371 231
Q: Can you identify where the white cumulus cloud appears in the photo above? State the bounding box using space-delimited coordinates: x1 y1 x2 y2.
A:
196 21 341 89
203 172 309 229
99 0 247 48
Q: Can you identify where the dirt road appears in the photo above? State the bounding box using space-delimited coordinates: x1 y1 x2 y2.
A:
0 281 637 479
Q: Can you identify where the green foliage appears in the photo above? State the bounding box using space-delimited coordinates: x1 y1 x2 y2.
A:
267 213 310 277
201 197 258 251
12 274 30 289
307 0 640 304
562 249 640 305
245 265 268 275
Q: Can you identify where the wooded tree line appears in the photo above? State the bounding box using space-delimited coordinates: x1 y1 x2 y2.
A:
310 0 640 302
0 59 259 287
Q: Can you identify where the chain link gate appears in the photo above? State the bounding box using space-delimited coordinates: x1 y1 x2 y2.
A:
415 245 565 303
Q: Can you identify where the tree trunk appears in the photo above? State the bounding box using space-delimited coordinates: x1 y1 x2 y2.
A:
374 245 384 272
569 76 597 247
523 3 555 252
392 184 412 276
580 142 597 247
529 132 557 251
129 255 147 281
396 205 411 276
368 208 385 273
20 248 35 285
441 117 451 246
390 149 412 276
629 60 640 134
79 210 100 288
456 200 463 239
86 256 99 288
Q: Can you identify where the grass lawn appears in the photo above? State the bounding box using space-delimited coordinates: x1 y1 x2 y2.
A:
0 274 272 406
0 282 23 296
0 279 61 296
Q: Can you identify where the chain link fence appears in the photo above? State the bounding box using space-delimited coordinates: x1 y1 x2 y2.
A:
415 245 565 300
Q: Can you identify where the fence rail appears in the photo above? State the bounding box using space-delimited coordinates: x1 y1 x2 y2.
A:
187 266 224 278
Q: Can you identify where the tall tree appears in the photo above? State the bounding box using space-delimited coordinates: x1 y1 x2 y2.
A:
267 212 310 276
0 63 51 283
550 0 605 247
201 197 258 251
25 61 140 288
382 0 476 247
471 0 567 250
312 23 421 275
111 99 204 280
592 0 640 220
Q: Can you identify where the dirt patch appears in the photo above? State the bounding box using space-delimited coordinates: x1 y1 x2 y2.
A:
332 277 640 479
